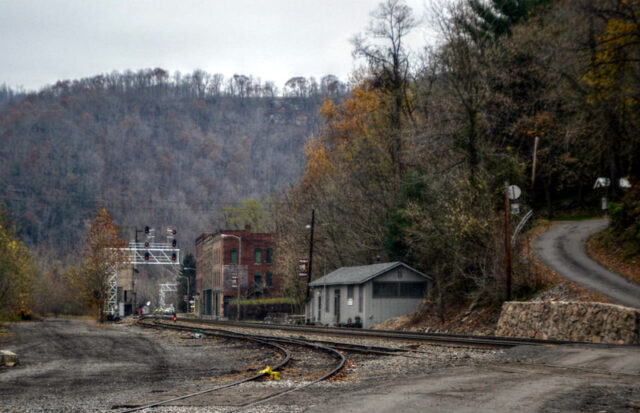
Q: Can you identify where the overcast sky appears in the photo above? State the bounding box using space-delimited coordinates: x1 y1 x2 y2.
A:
0 0 438 92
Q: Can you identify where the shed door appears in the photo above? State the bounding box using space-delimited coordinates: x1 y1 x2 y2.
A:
334 289 340 323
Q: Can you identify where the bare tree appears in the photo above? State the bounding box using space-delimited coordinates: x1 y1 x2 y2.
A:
284 77 309 97
434 2 491 182
320 74 341 96
352 0 418 171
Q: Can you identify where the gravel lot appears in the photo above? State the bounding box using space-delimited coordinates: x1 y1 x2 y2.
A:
0 318 279 412
1 318 638 412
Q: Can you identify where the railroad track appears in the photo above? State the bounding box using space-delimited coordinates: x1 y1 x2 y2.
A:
116 318 346 412
118 316 629 412
160 316 598 348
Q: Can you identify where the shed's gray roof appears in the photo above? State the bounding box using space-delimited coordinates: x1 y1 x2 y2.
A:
309 261 432 287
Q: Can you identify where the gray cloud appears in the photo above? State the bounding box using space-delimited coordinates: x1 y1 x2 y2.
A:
0 0 429 91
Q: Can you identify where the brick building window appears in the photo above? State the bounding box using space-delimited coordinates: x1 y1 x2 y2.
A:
254 248 262 264
266 248 273 264
266 271 273 287
254 272 262 289
230 248 238 264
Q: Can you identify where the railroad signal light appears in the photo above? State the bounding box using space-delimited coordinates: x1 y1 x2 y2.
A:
145 226 150 234
144 241 149 247
172 229 177 235
172 239 177 247
171 253 177 261
144 252 150 261
173 314 177 321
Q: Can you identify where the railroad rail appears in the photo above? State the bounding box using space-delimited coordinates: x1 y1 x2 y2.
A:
118 318 345 412
161 316 601 348
120 316 631 412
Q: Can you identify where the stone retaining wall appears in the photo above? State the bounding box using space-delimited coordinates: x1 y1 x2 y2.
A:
495 301 640 344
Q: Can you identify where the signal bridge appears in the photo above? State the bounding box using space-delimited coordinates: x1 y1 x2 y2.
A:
125 242 180 264
106 227 180 317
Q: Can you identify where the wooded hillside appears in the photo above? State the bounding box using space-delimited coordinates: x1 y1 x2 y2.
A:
1 0 639 320
276 0 640 313
0 70 345 261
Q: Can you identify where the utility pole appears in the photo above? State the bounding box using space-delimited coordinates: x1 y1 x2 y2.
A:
504 185 512 302
131 227 144 314
531 136 539 202
306 209 315 301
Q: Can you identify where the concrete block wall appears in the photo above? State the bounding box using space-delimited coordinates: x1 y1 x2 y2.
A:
495 301 640 344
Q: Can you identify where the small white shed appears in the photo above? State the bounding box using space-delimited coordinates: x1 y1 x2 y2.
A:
306 261 432 329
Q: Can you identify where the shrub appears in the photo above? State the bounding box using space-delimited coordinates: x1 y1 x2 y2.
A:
608 186 640 258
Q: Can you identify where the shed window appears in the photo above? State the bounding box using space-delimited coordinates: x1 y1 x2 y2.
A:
372 282 397 298
266 271 273 287
358 285 363 312
373 282 427 298
399 282 427 298
230 249 238 264
325 290 330 312
254 248 262 264
318 293 322 314
266 248 273 264
347 285 354 306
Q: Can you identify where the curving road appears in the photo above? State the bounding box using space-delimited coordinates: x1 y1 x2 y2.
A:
534 218 640 309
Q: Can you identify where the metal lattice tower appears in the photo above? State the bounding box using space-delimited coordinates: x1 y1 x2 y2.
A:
159 283 178 309
105 227 180 316
106 264 120 316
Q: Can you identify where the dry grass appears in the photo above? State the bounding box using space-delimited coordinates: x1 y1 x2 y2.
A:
327 359 355 382
374 300 502 336
513 220 560 294
587 231 640 285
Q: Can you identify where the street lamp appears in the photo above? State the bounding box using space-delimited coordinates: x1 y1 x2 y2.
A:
221 234 241 320
177 267 195 313
305 209 315 301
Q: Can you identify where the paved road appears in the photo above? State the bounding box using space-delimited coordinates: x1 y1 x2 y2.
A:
304 345 640 413
534 218 640 309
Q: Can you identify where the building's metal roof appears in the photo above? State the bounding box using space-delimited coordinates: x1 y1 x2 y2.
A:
309 261 432 287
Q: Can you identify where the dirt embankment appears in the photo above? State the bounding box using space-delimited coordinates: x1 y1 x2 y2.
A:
587 231 640 285
376 221 614 335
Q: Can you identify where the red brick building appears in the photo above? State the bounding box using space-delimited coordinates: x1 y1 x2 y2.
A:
195 226 282 317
